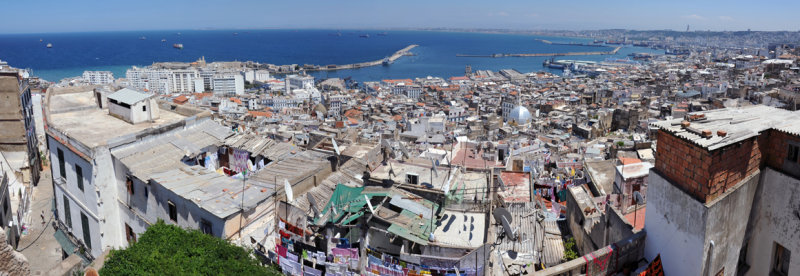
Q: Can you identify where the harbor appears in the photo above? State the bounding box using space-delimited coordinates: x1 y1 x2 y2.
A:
456 46 622 58
305 44 418 71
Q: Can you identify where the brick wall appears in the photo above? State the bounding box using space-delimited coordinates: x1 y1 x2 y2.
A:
655 129 762 203
762 129 800 170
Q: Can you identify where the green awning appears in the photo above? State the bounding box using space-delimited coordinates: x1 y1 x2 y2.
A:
54 228 76 255
388 224 429 246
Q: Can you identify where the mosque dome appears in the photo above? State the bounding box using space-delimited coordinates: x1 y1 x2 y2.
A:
509 105 532 124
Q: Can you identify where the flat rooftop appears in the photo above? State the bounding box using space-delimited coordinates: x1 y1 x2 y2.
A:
650 105 800 150
584 160 616 196
433 211 486 248
47 88 189 148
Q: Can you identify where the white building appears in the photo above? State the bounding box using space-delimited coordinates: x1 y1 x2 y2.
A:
46 86 235 260
82 71 114 85
391 84 422 99
255 70 270 82
167 69 200 93
126 67 200 94
106 88 160 124
125 67 171 94
212 74 244 96
286 75 314 93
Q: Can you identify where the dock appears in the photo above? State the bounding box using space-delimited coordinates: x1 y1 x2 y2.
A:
307 44 418 71
456 46 622 58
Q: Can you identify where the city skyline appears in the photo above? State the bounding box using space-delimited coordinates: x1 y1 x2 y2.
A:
1 0 799 34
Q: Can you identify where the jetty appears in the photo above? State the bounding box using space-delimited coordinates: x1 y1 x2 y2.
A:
455 46 622 58
307 44 418 71
537 39 608 47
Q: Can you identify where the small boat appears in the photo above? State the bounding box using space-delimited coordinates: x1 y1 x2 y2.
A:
161 38 166 42
46 43 52 48
139 36 147 40
39 38 43 42
359 34 369 38
173 43 183 49
233 32 238 35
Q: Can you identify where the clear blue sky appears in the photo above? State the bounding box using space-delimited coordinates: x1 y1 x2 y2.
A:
2 0 798 34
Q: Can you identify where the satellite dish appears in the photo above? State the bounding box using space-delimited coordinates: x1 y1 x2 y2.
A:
493 207 516 241
633 191 644 205
496 175 507 191
364 195 376 215
307 194 321 218
284 179 293 202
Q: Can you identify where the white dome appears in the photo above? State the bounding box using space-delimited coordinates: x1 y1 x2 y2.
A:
509 105 532 123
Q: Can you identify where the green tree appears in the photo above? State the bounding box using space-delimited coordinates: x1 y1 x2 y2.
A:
100 221 281 276
563 237 579 261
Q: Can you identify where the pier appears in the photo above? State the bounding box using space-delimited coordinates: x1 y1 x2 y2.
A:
307 44 418 71
455 46 622 58
537 39 609 47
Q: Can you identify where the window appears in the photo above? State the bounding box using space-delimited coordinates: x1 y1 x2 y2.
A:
57 148 65 179
788 144 800 163
144 185 148 199
168 201 177 222
125 223 136 243
63 195 71 228
126 176 134 195
81 212 91 249
774 243 791 276
142 105 147 112
76 165 84 191
406 173 419 185
200 219 212 235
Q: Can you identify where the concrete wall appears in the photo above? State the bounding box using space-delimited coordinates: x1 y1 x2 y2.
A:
536 231 646 275
644 170 759 276
744 168 800 275
644 171 707 276
701 170 758 276
49 136 105 258
565 186 602 254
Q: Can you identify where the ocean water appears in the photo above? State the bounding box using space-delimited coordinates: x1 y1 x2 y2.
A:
0 29 662 82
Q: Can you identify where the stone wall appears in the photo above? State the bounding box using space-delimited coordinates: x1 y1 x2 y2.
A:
0 230 30 275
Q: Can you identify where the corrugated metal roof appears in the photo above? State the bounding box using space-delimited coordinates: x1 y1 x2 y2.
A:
108 88 152 105
650 105 800 150
111 119 232 181
151 166 272 219
496 203 565 267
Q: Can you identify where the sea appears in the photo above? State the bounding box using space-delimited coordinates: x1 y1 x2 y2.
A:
0 29 663 83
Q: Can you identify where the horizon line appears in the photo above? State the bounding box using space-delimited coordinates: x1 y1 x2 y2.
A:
2 26 798 36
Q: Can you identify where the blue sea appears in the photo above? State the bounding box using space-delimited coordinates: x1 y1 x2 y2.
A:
0 29 663 82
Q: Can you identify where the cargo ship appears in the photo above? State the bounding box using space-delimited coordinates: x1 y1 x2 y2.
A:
173 43 184 49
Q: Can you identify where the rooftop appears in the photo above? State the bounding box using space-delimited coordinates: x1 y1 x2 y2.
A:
433 211 486 248
584 160 616 196
151 166 273 219
107 88 152 105
46 88 191 149
650 105 800 150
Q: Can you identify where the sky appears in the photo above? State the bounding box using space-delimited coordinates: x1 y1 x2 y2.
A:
2 0 799 34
